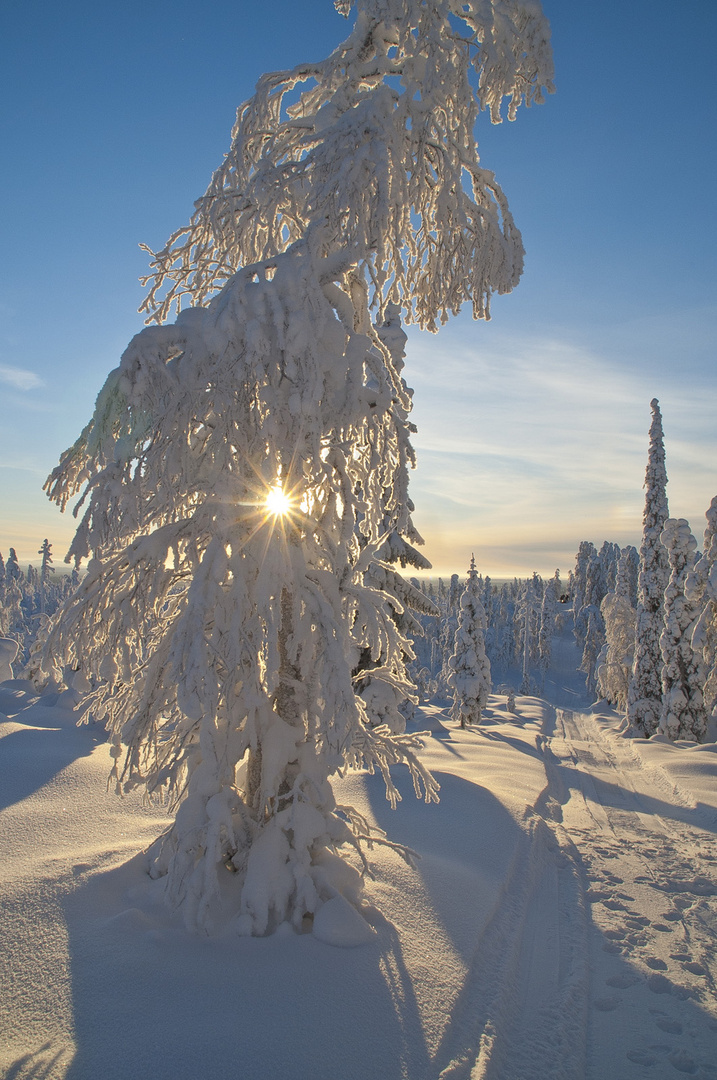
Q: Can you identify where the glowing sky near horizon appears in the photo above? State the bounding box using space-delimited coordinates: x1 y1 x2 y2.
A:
1 0 715 577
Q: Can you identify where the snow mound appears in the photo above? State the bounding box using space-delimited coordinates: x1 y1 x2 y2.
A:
0 638 19 681
312 895 377 947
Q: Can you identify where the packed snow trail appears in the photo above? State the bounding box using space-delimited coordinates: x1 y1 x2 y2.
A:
537 707 717 1079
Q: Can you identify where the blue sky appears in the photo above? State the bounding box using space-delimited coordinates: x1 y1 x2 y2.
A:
1 0 715 577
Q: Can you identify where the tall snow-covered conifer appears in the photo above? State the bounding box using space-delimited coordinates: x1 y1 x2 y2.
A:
38 539 53 616
448 554 491 726
42 0 553 934
627 399 670 736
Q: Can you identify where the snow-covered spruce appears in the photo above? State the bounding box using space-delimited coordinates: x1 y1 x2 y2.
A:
572 540 614 662
42 0 552 935
687 496 717 727
597 547 637 712
579 604 604 698
537 582 554 686
448 555 491 726
658 519 708 742
572 541 595 651
627 399 670 736
515 576 540 694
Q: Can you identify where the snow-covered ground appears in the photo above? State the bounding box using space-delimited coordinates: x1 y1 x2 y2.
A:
2 673 716 1080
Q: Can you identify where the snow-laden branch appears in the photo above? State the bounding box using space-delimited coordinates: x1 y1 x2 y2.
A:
139 0 553 329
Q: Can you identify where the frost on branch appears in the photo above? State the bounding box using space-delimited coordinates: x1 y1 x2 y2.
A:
43 0 551 935
140 0 554 330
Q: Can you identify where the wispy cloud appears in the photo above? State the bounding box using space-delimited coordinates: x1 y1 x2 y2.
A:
403 325 717 575
0 364 44 391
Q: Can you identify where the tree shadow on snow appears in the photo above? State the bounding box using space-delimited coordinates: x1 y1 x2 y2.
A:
409 707 453 740
3 1040 74 1080
0 722 100 812
59 771 524 1080
60 854 434 1080
364 767 525 957
469 724 547 763
564 766 717 838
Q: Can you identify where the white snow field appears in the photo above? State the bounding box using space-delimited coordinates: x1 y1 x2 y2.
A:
1 674 716 1080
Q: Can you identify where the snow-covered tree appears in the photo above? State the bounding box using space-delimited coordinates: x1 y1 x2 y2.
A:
596 541 620 599
448 574 462 617
627 399 670 736
42 0 552 934
573 541 615 662
448 555 491 726
437 574 462 696
1 577 26 647
686 496 717 724
491 583 516 671
38 539 54 616
572 541 596 650
621 544 640 608
537 584 554 686
597 548 637 711
657 519 707 741
515 577 539 694
579 604 604 698
353 305 438 732
6 548 21 582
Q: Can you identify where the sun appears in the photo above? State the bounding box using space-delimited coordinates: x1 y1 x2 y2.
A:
265 484 292 518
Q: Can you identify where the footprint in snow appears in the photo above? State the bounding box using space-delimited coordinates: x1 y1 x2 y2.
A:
655 1017 682 1034
647 973 673 995
682 960 707 975
668 1050 697 1074
593 996 620 1011
627 1049 657 1066
606 973 641 989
